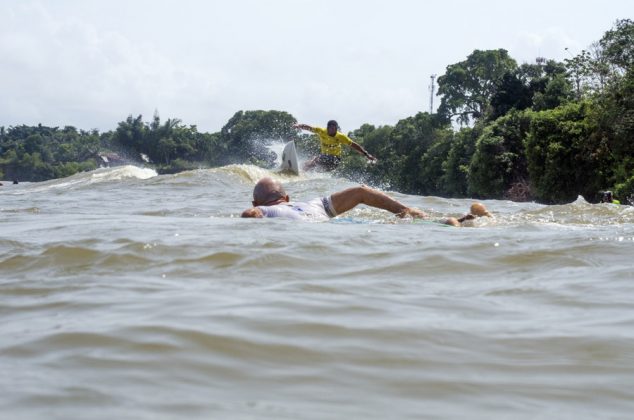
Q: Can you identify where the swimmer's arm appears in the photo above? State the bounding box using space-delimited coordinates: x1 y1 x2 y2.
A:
241 207 264 218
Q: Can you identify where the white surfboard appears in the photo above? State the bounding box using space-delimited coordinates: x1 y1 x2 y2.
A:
279 141 300 175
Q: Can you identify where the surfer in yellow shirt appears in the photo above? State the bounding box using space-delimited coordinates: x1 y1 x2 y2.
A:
294 120 377 171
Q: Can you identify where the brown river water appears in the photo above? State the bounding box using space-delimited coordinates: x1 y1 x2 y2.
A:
1 163 633 419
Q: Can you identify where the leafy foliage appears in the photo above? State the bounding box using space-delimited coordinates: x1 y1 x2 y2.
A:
437 49 517 124
489 61 573 119
2 20 632 204
0 125 99 181
439 127 479 197
525 102 610 203
469 110 532 198
598 19 633 77
219 110 297 167
111 112 220 166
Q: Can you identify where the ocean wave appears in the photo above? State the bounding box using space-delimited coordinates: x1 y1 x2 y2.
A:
6 165 158 194
206 164 333 185
497 198 634 226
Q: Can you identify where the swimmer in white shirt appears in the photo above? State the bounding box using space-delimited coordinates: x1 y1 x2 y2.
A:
241 177 491 226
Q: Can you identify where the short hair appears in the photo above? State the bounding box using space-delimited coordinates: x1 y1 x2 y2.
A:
253 177 286 205
327 120 339 129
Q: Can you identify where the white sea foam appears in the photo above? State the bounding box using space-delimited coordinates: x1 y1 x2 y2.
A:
6 165 158 194
89 165 158 182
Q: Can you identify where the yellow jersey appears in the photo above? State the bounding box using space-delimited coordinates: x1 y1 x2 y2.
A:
313 127 352 157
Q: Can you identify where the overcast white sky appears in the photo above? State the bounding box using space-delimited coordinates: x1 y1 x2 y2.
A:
1 0 631 133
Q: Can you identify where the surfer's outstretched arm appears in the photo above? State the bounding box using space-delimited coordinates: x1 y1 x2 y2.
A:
293 123 314 132
350 141 377 162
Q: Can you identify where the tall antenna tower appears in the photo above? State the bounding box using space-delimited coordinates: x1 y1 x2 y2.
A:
429 74 437 114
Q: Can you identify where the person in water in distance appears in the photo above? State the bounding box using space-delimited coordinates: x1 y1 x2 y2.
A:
600 190 621 205
294 120 376 171
241 177 491 226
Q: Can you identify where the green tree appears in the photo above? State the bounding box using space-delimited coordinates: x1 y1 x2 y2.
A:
341 124 395 188
468 110 532 198
591 63 634 197
531 72 574 111
112 115 147 156
191 131 221 164
490 60 573 118
0 124 101 181
439 126 481 197
563 20 633 99
525 101 609 203
386 112 451 194
614 175 634 205
220 110 297 166
111 113 220 168
598 19 633 77
575 19 634 201
437 49 518 124
418 136 452 196
488 72 533 120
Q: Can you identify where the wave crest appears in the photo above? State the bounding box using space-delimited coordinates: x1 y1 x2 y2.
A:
15 165 158 194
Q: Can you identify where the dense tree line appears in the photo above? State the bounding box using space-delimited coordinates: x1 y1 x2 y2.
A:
0 110 297 180
0 125 101 181
337 19 633 204
1 20 631 204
